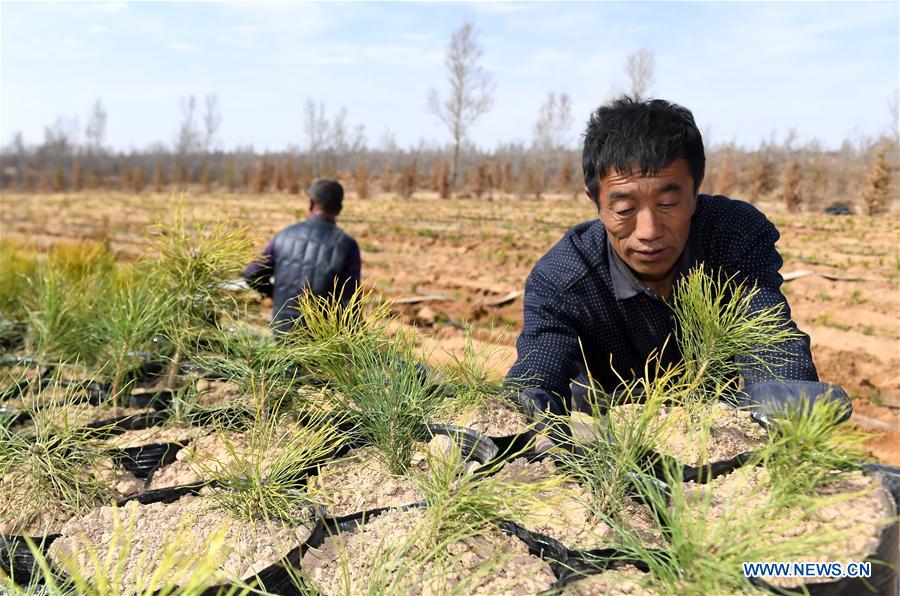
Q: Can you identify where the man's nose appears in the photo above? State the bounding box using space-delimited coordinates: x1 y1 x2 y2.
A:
634 207 664 242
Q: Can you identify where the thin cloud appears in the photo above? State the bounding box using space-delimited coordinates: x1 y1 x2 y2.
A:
89 1 126 13
168 42 203 53
89 24 109 35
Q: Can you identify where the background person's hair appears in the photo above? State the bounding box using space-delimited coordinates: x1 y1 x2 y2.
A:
308 178 344 213
582 97 705 207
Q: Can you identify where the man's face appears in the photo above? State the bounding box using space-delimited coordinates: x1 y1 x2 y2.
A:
596 159 697 292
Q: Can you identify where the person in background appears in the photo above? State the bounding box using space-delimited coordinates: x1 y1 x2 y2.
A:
243 178 361 334
506 97 820 449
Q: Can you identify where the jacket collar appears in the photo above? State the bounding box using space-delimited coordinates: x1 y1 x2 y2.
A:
606 224 702 301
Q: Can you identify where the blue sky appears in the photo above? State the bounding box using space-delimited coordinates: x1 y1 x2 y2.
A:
1 1 897 152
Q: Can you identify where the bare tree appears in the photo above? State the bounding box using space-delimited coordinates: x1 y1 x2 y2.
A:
888 88 899 144
532 92 574 194
39 116 79 163
175 95 201 155
626 47 655 100
379 128 399 153
303 100 329 155
202 93 222 152
85 99 107 155
533 92 573 153
428 20 494 190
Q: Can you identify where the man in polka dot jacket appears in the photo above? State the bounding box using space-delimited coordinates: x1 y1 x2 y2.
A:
506 97 819 445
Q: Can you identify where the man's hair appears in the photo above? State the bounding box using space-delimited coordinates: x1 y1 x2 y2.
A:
582 97 705 206
308 179 344 213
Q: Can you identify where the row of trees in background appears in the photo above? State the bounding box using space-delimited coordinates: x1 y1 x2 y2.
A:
3 137 895 214
1 19 897 215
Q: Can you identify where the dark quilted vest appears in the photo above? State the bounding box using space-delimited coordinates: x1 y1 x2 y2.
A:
270 218 356 332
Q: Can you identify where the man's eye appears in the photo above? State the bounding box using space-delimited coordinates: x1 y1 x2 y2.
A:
614 208 635 217
658 203 676 210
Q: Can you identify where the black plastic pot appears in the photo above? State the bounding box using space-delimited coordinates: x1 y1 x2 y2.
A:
0 533 62 587
551 551 657 592
6 408 169 442
421 423 499 464
112 440 188 480
38 378 109 405
127 486 318 596
87 410 170 436
490 429 536 459
126 388 175 411
302 503 570 593
0 320 28 352
5 485 321 594
647 449 758 484
750 498 898 595
866 463 900 508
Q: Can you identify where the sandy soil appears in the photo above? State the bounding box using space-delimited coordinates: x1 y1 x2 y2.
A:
0 458 142 535
300 507 556 595
683 467 895 588
435 397 530 437
492 457 664 551
609 402 768 466
562 564 657 596
146 422 300 490
2 192 896 462
14 404 153 432
310 446 425 517
48 491 315 593
102 424 205 449
310 435 480 518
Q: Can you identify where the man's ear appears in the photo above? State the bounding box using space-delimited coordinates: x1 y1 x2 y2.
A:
308 199 315 213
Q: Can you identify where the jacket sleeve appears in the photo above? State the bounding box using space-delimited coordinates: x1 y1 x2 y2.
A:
729 213 818 382
242 242 275 298
506 268 584 422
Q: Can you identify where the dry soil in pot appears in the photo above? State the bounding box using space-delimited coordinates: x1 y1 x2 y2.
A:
310 435 483 518
47 489 316 594
301 506 556 595
436 398 529 437
13 404 153 432
492 457 664 552
560 563 658 596
683 467 895 589
608 402 766 466
145 421 303 490
0 457 143 535
102 424 206 450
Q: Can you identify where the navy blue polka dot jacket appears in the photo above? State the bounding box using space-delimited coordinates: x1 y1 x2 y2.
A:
506 194 818 418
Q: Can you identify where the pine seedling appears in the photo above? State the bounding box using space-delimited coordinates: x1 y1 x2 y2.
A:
672 265 801 404
84 265 172 408
437 324 511 414
412 438 565 545
24 259 99 363
762 395 870 495
609 459 862 595
549 346 683 519
0 388 116 534
302 444 562 595
283 281 394 382
148 201 257 384
0 240 38 331
328 335 448 475
174 321 312 415
196 387 346 526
